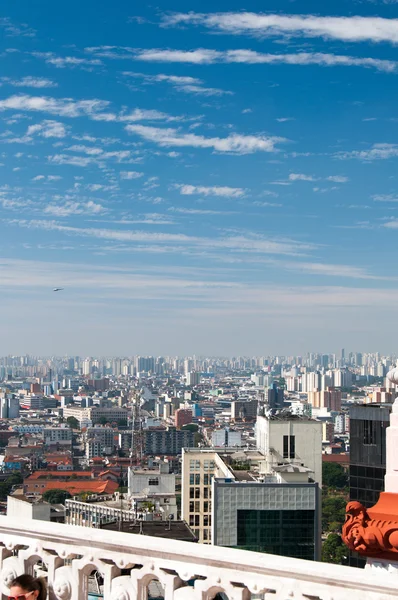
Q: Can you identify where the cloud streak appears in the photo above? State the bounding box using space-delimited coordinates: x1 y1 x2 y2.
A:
176 184 246 197
0 94 183 124
126 124 286 154
10 219 317 257
131 48 396 72
338 143 398 160
162 12 398 45
0 76 57 88
122 71 233 96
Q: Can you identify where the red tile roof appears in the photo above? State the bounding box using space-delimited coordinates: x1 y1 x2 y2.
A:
39 480 118 495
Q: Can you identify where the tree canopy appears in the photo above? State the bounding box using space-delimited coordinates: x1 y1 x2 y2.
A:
42 489 72 504
182 423 199 432
322 462 348 490
66 416 80 429
321 533 348 564
322 494 347 533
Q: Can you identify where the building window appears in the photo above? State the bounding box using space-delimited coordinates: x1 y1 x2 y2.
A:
204 515 209 526
189 474 194 485
283 435 289 459
283 435 295 459
204 487 209 499
195 501 200 512
195 488 200 499
237 509 315 560
203 529 208 540
290 435 295 459
204 474 209 485
203 501 209 513
189 501 194 513
148 478 159 486
194 474 200 485
194 515 200 527
363 420 376 445
189 515 194 526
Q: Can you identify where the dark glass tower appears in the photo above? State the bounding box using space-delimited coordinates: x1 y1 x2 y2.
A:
348 403 392 567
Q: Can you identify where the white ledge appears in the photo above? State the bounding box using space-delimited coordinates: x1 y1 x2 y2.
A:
0 516 396 599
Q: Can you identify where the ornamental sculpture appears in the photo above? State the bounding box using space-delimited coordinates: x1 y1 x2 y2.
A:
342 501 398 557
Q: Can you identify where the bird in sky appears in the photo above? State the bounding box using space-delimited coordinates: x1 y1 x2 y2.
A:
53 288 64 292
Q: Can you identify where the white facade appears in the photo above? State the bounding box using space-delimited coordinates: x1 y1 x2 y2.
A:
256 415 322 485
128 468 176 496
211 429 242 448
7 495 51 521
0 515 397 600
43 427 73 445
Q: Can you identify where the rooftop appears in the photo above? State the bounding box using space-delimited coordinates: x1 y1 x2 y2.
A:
101 519 197 542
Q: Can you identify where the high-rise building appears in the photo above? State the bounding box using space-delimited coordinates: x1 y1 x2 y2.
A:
174 408 193 428
349 403 392 567
186 371 200 386
307 388 342 411
182 447 320 559
143 428 194 455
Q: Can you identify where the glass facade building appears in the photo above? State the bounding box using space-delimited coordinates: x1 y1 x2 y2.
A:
348 403 392 567
236 508 315 560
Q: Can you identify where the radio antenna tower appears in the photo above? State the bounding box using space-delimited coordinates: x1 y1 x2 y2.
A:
130 393 144 467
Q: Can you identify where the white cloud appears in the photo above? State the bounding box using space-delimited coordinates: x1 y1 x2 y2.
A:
134 48 396 72
327 175 349 183
122 71 232 96
11 219 317 257
44 201 106 217
126 124 286 154
32 175 62 182
0 94 180 124
33 52 102 68
47 154 95 167
169 207 236 215
338 143 398 160
373 194 398 202
0 95 110 118
48 148 132 167
177 184 245 197
0 17 36 37
1 76 57 88
383 220 398 229
162 12 398 45
27 120 67 138
120 171 144 179
276 117 294 122
289 173 316 181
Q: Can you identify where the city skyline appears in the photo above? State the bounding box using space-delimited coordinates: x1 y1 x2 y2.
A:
1 1 398 354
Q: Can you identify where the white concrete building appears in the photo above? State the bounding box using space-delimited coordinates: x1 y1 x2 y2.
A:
181 447 320 558
256 414 322 486
43 427 73 446
211 428 242 448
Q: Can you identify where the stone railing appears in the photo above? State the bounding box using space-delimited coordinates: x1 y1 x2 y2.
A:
0 516 397 600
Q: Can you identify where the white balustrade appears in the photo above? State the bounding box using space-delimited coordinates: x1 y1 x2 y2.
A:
0 516 397 600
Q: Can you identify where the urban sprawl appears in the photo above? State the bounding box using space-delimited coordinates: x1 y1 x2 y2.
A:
0 352 394 566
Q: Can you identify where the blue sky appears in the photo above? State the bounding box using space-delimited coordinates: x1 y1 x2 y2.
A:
1 0 398 356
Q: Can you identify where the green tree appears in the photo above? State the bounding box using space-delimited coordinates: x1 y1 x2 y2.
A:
98 416 108 425
322 494 347 533
66 416 80 430
42 489 72 504
322 533 348 564
322 462 348 490
182 423 199 432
